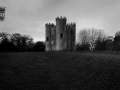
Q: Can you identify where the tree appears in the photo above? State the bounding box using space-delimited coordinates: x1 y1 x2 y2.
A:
20 35 34 51
0 37 10 51
95 39 107 51
0 31 36 52
0 32 15 52
0 34 17 52
0 32 10 42
78 28 90 45
10 33 34 51
78 28 106 51
94 30 107 50
75 43 90 51
113 31 120 51
105 39 113 51
34 41 45 52
10 33 22 51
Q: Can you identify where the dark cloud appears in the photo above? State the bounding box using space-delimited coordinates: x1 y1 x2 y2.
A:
0 0 120 41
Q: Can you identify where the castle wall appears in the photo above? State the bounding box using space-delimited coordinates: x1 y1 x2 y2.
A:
51 25 56 51
71 23 76 51
66 23 76 51
56 17 67 51
45 23 51 51
66 25 70 51
66 25 69 50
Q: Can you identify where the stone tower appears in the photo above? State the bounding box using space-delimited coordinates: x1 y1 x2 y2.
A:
66 23 76 51
45 23 51 51
45 23 56 51
56 17 67 51
45 17 76 51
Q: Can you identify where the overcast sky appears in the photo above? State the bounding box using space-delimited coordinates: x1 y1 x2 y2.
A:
0 0 120 42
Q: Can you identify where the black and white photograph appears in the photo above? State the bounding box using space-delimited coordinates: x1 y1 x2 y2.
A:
0 0 120 90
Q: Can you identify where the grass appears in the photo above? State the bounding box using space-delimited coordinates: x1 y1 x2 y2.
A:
0 52 120 90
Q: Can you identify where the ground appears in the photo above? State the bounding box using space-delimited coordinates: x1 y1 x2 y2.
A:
0 52 120 90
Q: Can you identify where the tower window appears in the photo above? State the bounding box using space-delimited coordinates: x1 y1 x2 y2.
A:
52 35 54 40
60 33 63 39
46 37 49 42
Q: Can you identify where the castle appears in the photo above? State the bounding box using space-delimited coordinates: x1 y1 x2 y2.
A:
45 17 76 51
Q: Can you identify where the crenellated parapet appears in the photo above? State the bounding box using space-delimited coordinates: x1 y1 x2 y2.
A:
66 22 76 29
56 16 67 22
66 22 76 51
45 23 55 28
45 23 56 51
55 16 67 51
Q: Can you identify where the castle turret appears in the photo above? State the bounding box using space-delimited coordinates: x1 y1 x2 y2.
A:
56 16 67 51
51 24 56 51
45 23 51 51
66 24 70 50
71 23 76 51
66 22 76 51
45 23 56 51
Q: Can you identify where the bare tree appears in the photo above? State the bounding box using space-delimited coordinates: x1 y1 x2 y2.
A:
78 28 106 51
78 28 90 45
89 28 106 51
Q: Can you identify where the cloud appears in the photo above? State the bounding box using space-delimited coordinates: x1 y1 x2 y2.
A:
0 0 120 41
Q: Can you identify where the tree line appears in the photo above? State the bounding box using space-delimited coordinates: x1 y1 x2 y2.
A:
76 28 120 51
1 28 120 52
0 32 45 52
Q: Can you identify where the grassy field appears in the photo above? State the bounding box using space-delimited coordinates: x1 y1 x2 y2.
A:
0 52 120 90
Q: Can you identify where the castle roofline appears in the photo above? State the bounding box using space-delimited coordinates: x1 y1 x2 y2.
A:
56 16 67 21
66 22 76 26
45 23 55 27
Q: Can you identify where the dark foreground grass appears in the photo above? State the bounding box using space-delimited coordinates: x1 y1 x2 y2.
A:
0 52 120 90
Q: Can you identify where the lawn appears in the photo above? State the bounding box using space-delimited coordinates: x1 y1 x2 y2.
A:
0 52 120 90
